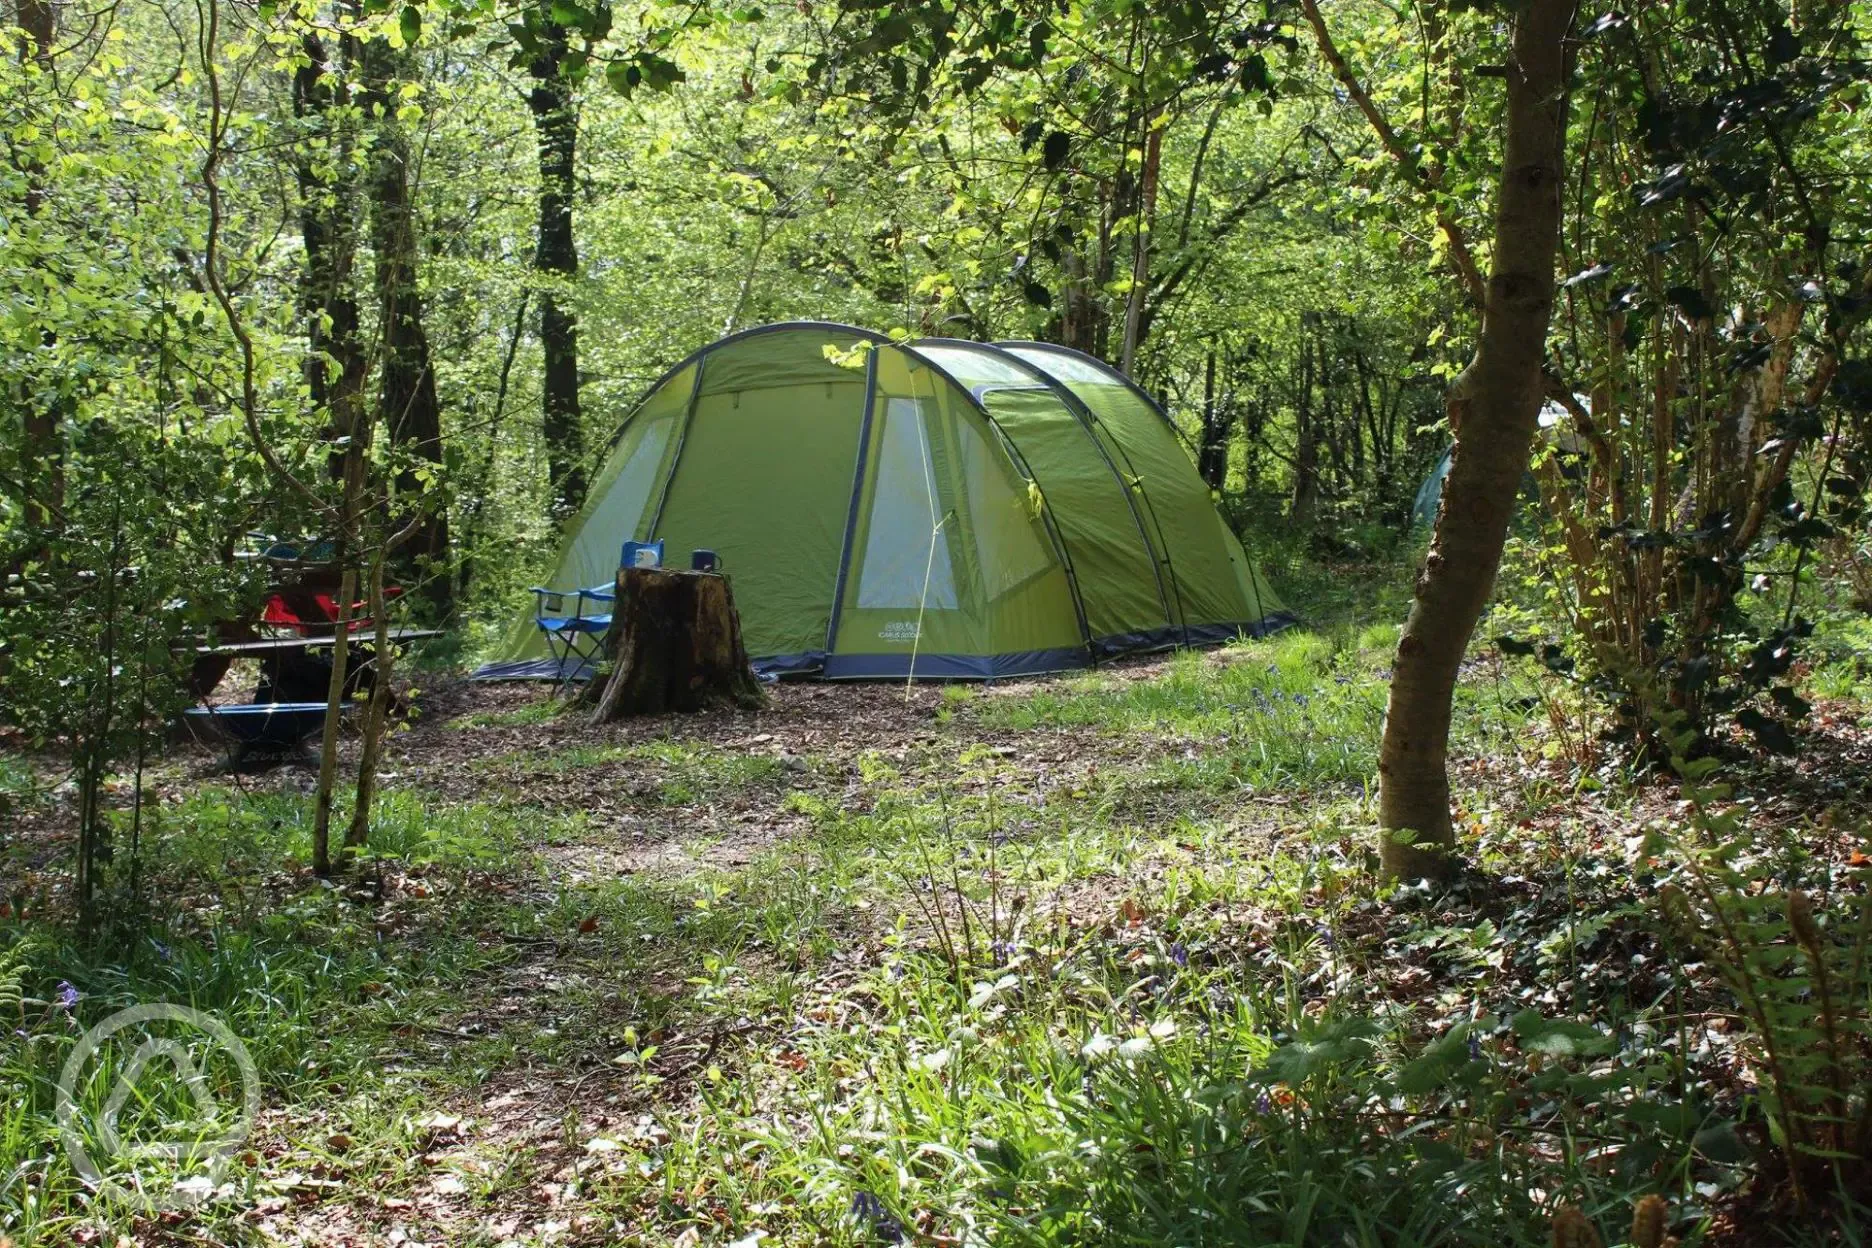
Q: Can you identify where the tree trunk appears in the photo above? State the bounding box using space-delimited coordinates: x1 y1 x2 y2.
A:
345 551 394 851
362 38 450 618
13 0 62 554
311 568 356 878
528 11 586 523
292 29 367 485
589 568 767 719
1377 0 1578 879
1197 350 1232 488
1118 115 1162 376
1290 316 1319 525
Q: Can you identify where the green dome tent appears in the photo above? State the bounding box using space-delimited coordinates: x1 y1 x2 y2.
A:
476 322 1291 682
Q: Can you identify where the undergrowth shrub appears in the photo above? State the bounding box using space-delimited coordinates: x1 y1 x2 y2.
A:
1649 715 1872 1214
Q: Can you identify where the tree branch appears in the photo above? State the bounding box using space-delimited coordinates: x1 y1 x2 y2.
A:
1299 0 1486 306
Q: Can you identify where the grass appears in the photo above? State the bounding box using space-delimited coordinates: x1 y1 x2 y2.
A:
473 735 793 806
977 626 1540 797
2 596 1864 1246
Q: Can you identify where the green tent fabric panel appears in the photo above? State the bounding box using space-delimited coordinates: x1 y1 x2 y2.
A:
834 386 987 660
696 329 873 398
980 387 1169 641
491 364 694 665
654 376 867 659
831 349 1081 664
940 373 1082 655
1217 519 1287 623
1038 376 1254 628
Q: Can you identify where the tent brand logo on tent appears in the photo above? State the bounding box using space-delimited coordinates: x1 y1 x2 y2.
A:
879 621 921 642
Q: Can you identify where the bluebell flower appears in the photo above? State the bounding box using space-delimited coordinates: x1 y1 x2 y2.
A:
1467 1032 1482 1061
1255 1089 1272 1114
1315 924 1336 951
56 982 79 1012
1293 693 1309 708
1169 943 1189 968
851 1192 903 1243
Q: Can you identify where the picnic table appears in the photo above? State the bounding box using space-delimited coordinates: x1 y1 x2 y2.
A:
182 626 443 759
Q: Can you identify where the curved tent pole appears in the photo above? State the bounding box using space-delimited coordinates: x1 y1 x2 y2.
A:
912 339 1179 640
976 408 1095 665
993 339 1202 643
597 321 987 458
644 352 709 538
822 347 881 656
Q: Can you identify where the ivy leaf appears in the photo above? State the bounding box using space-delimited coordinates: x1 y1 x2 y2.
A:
1769 685 1812 721
1510 1011 1612 1057
1766 23 1800 65
1735 707 1797 755
1395 1024 1482 1096
1041 130 1071 171
1694 1120 1751 1164
1260 1017 1380 1084
1665 286 1715 321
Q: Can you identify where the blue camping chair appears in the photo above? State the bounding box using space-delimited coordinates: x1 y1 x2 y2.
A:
529 583 616 691
528 541 662 691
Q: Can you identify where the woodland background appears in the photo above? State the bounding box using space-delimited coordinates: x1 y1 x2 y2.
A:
6 1 1872 1245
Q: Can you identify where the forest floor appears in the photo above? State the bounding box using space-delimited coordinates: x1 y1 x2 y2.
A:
5 610 1872 1247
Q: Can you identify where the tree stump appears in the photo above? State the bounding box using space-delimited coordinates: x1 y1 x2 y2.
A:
588 567 767 720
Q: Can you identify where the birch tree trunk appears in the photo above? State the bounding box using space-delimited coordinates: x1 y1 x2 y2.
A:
1377 0 1579 878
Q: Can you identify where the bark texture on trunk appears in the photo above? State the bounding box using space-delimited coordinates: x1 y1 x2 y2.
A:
14 0 62 550
1377 0 1578 879
589 568 767 719
1118 118 1162 376
293 30 367 483
528 14 586 522
1197 350 1231 489
362 38 450 616
1290 316 1319 525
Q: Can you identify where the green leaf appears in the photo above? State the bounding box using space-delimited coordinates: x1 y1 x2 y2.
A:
1041 130 1071 171
1510 1010 1612 1058
1395 1023 1481 1096
1694 1120 1750 1163
400 4 422 44
1260 1017 1379 1084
